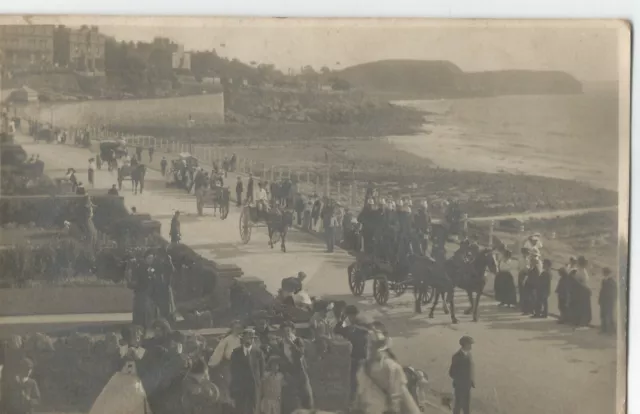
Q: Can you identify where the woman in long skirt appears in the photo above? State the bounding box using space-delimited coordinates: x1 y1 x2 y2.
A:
494 250 518 307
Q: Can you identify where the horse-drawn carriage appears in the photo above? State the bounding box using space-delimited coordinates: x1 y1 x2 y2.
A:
196 185 230 218
166 153 198 189
99 140 128 170
347 251 435 305
118 163 146 194
239 203 293 252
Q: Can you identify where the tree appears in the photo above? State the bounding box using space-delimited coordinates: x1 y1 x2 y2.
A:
320 66 331 75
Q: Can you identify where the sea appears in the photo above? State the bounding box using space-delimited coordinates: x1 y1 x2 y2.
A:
389 89 620 192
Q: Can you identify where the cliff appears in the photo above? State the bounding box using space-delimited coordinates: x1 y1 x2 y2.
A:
334 60 583 98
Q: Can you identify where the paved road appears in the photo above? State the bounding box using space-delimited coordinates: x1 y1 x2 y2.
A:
15 136 621 414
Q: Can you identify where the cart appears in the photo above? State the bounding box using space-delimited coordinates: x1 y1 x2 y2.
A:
196 186 230 219
347 252 434 305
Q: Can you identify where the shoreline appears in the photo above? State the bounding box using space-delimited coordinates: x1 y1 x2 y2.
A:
387 97 619 192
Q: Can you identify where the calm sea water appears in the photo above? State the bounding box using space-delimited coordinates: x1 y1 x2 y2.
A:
390 91 620 191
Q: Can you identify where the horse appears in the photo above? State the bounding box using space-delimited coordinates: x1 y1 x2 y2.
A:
266 206 293 253
131 164 146 195
413 247 497 323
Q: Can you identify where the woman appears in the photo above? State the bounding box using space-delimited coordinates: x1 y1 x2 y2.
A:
494 249 518 307
309 300 333 354
353 322 421 414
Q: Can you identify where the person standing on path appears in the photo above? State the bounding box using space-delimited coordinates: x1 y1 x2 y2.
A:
170 211 181 244
449 336 475 414
148 146 154 162
599 267 617 334
247 173 255 203
236 176 244 207
555 267 571 324
276 321 314 413
534 259 553 318
88 157 96 188
324 206 338 253
160 157 168 176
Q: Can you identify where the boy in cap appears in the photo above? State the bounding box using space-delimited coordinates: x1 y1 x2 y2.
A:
599 267 617 334
449 336 475 414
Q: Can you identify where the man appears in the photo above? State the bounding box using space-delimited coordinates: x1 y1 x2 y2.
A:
599 267 617 334
324 206 338 253
170 211 181 244
160 156 168 176
414 201 430 256
257 182 269 219
449 336 475 414
247 173 254 203
333 305 370 403
236 176 244 207
148 146 154 162
534 259 553 318
136 146 143 161
295 194 306 227
282 271 306 295
358 198 377 254
107 184 119 196
230 329 265 414
277 321 314 412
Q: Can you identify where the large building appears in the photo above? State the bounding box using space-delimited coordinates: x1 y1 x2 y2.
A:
54 26 106 72
0 25 55 70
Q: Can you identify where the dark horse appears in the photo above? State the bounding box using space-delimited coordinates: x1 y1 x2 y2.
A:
412 248 497 323
266 206 293 253
131 164 146 195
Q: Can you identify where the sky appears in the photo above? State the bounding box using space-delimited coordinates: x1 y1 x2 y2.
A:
2 17 628 81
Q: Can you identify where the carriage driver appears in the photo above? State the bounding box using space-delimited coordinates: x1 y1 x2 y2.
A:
257 181 269 219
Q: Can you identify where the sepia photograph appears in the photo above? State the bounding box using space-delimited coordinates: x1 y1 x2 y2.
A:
0 16 631 414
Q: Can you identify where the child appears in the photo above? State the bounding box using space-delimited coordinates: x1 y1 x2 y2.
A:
260 357 284 414
4 358 40 414
120 324 146 362
556 267 571 324
534 259 553 318
599 267 617 334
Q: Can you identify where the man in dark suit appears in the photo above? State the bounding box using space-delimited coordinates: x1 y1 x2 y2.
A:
449 335 475 414
276 321 314 413
246 173 254 203
236 176 244 207
230 328 265 414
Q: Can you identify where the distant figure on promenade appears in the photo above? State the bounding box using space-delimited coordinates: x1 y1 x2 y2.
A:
599 267 617 334
572 256 592 329
67 168 78 192
236 176 244 207
107 184 119 196
494 249 518 308
555 267 571 324
136 146 143 161
245 173 254 203
88 157 96 188
533 259 553 318
170 211 181 244
148 146 154 162
449 336 475 414
160 156 168 176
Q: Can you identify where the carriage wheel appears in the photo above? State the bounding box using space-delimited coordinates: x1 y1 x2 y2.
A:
220 202 229 220
393 281 407 297
239 207 252 244
373 277 390 305
348 263 366 296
